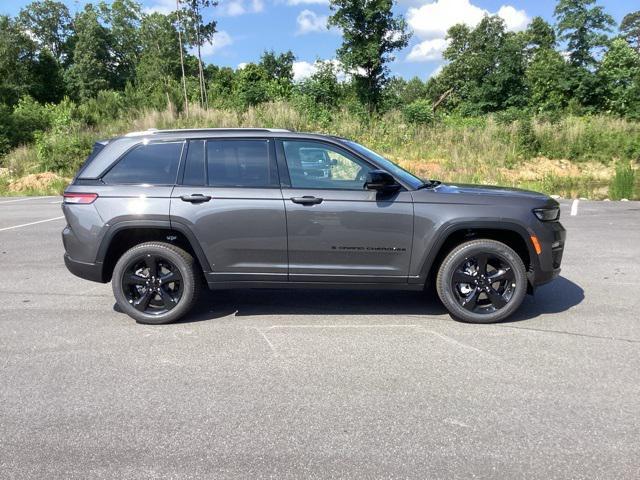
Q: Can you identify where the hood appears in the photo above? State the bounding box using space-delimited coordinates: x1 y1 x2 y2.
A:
433 182 551 201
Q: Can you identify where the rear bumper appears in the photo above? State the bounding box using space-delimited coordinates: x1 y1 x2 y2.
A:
64 254 105 283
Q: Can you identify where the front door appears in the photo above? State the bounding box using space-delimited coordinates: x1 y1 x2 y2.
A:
171 138 287 282
278 140 414 283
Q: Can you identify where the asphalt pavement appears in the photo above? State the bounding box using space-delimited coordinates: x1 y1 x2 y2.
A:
0 196 639 479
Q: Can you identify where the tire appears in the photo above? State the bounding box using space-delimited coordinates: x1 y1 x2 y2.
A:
112 242 200 324
436 239 527 324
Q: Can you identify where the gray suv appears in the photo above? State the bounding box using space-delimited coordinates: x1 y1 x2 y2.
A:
62 128 566 324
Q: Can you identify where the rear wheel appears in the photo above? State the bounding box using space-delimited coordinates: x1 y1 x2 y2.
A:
112 242 200 324
436 239 527 323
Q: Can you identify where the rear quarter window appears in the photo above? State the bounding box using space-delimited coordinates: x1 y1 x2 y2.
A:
102 142 183 185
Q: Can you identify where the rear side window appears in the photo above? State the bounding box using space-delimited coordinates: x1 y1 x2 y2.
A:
103 142 183 185
206 139 277 187
183 140 205 186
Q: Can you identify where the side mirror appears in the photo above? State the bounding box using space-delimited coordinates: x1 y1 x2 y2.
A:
364 170 400 192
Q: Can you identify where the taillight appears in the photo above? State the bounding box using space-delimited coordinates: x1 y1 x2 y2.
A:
63 193 98 204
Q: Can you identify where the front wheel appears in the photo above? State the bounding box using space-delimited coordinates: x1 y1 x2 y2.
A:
112 242 200 324
436 239 527 324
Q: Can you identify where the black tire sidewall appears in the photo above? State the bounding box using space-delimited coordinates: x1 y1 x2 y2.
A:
436 240 527 324
112 243 198 324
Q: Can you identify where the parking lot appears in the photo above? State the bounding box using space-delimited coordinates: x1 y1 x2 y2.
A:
1 196 639 479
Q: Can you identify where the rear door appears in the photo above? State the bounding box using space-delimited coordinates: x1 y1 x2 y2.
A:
278 139 414 283
170 138 287 282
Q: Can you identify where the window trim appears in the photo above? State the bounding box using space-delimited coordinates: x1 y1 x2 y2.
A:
276 138 384 192
99 140 186 186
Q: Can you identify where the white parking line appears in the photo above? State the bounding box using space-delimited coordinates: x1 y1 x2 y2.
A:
0 216 65 232
570 199 579 216
0 196 56 205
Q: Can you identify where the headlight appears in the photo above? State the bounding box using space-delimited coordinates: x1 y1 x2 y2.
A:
533 207 560 222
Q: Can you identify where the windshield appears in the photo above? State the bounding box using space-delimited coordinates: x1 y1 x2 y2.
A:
343 140 425 190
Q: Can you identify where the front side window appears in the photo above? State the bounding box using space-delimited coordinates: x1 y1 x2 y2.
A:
206 139 277 187
102 142 183 185
282 140 373 190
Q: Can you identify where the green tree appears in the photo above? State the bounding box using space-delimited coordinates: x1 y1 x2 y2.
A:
620 11 640 53
235 63 269 107
259 50 295 100
554 0 615 68
18 0 72 62
328 0 410 111
526 16 556 53
0 16 38 153
31 48 65 103
439 16 528 114
136 12 183 109
64 4 112 100
526 48 572 114
179 0 218 108
205 64 235 107
597 37 640 117
260 50 295 83
99 0 142 89
0 15 37 106
298 61 341 109
382 76 428 111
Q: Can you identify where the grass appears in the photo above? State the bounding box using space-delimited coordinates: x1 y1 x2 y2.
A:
609 162 637 200
1 101 639 199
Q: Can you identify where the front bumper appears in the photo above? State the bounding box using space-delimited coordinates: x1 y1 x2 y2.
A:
531 221 566 287
64 254 105 283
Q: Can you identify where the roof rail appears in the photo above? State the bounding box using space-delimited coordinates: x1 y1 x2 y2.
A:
124 127 291 137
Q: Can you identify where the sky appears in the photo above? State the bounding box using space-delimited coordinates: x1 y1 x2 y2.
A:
1 0 633 80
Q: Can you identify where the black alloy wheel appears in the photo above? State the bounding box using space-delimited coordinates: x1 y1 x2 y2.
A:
436 239 527 323
112 242 200 324
122 254 183 315
451 253 516 314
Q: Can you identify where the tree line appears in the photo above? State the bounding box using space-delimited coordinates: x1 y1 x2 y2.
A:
1 0 639 156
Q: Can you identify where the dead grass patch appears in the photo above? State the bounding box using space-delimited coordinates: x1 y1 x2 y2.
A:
8 172 70 193
500 157 613 182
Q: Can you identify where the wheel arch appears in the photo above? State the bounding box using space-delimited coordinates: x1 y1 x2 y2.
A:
420 220 538 290
97 221 210 282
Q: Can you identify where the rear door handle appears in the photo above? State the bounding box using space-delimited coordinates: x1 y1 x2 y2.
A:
181 194 211 203
291 196 323 205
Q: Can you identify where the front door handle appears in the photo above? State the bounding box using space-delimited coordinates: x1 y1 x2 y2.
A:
181 194 211 203
291 196 323 205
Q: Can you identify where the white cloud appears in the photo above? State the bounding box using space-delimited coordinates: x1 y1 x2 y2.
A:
407 0 529 39
496 5 529 32
237 62 248 69
221 0 264 16
292 61 318 81
193 30 233 57
287 0 329 5
143 0 176 15
406 0 530 62
292 59 347 81
407 38 449 61
296 9 328 35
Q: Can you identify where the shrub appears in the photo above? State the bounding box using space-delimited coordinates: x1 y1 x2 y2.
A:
11 96 52 144
516 116 540 158
402 100 434 125
609 162 637 200
75 90 127 126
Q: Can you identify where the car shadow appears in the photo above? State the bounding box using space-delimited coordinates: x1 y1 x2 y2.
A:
505 276 585 322
172 275 583 324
